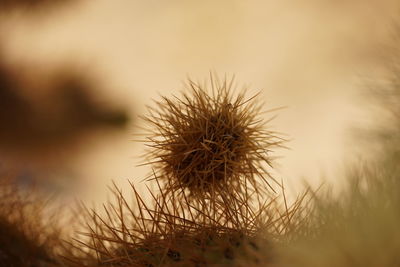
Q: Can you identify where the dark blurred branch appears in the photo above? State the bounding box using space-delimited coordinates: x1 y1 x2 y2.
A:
0 61 129 153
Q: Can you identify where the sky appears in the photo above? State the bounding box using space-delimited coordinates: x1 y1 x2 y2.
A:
1 0 399 201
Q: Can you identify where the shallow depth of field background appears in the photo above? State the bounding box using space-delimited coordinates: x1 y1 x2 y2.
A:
1 0 399 203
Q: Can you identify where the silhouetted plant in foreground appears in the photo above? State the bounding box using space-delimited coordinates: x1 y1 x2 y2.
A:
0 173 63 267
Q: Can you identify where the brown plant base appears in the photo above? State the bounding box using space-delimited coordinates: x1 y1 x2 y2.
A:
142 74 284 197
98 228 269 267
64 176 304 267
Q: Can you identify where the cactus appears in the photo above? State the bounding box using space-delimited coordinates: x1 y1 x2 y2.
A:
64 75 304 267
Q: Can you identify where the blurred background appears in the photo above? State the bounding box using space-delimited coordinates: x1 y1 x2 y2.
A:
1 0 399 204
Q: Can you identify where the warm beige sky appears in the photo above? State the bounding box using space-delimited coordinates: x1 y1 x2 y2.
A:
1 0 399 200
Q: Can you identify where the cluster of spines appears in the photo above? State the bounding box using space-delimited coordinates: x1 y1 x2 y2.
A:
142 75 284 198
65 176 305 266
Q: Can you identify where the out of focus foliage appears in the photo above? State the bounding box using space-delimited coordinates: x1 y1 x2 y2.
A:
272 55 400 267
0 0 72 11
0 62 128 153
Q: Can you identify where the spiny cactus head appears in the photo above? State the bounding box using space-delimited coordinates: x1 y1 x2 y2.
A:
143 74 283 196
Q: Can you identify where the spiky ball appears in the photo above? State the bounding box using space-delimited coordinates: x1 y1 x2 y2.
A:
143 75 282 196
